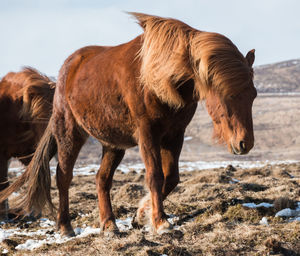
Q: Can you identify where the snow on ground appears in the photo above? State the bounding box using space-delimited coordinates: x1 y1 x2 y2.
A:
2 200 299 251
244 201 300 224
242 202 274 208
177 160 299 172
0 217 134 251
115 160 298 174
64 160 300 175
0 215 181 251
8 159 299 176
259 217 269 226
274 202 300 222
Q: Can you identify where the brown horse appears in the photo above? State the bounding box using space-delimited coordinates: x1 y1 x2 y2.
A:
0 67 55 218
0 13 256 235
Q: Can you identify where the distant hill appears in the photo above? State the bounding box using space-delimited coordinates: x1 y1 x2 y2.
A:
254 58 300 93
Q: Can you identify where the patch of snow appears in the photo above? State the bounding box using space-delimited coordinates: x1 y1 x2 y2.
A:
275 208 299 217
184 136 193 141
2 249 8 254
39 218 56 228
243 202 300 223
179 160 298 172
116 163 145 174
15 226 102 251
168 215 179 226
259 217 269 226
229 178 240 184
0 228 15 242
243 202 273 208
259 92 300 97
3 217 133 251
72 164 99 176
115 217 133 231
15 239 47 251
0 227 49 244
74 226 100 237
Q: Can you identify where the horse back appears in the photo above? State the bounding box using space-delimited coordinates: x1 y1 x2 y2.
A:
56 36 197 148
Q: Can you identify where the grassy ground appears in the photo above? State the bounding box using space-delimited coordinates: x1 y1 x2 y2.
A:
1 162 300 255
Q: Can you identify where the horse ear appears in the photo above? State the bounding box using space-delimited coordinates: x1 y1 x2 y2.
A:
245 49 255 67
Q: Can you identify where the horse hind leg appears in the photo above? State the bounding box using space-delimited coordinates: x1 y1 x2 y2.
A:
0 156 9 220
53 112 88 237
96 146 125 234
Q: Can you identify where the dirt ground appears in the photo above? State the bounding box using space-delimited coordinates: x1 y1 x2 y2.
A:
1 161 300 256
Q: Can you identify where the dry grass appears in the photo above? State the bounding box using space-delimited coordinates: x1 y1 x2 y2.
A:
1 162 300 255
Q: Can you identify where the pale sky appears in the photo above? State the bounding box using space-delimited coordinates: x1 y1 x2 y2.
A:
0 0 299 77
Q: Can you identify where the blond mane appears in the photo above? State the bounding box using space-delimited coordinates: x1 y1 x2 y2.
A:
130 12 253 108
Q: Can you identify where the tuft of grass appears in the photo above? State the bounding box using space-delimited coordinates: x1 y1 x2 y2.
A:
223 204 261 223
274 197 297 211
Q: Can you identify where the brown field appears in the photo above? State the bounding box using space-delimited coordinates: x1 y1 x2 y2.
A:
1 162 299 256
2 95 300 256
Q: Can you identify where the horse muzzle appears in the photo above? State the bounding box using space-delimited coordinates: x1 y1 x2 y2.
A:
230 140 250 155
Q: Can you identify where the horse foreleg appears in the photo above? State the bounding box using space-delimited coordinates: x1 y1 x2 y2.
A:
137 132 183 231
0 155 9 220
138 128 171 234
96 146 124 233
160 132 183 198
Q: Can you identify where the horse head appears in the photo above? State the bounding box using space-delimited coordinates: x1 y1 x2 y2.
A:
205 50 256 155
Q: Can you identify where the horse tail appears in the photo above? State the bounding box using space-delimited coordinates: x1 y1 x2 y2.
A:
0 119 57 215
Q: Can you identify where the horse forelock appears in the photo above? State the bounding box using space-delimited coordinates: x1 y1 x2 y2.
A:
130 13 253 108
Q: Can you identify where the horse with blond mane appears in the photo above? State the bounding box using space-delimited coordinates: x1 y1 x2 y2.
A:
0 67 55 218
0 13 256 235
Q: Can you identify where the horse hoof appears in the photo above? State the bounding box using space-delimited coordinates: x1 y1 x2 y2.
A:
156 220 173 235
61 230 75 237
101 220 119 237
60 227 75 237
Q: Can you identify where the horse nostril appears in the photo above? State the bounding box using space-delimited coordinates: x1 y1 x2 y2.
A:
240 141 246 152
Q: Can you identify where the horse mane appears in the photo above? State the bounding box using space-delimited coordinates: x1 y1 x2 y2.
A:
3 67 55 122
130 12 253 108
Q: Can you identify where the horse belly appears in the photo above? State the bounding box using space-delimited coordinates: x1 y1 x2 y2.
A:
86 118 137 149
69 96 137 149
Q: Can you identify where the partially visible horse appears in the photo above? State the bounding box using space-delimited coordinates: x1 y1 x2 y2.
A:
0 13 256 235
0 67 55 217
